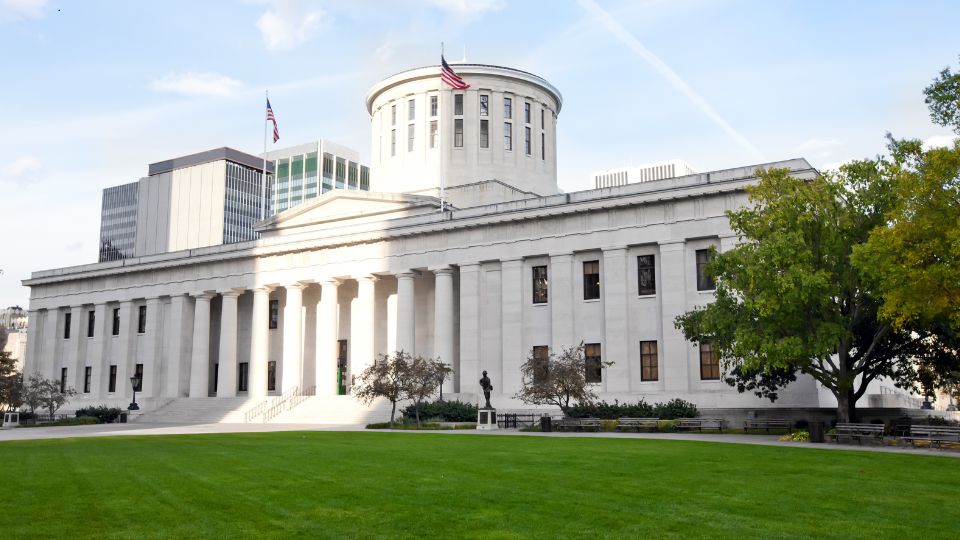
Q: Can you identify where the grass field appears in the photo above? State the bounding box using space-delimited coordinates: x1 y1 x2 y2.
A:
2 432 958 539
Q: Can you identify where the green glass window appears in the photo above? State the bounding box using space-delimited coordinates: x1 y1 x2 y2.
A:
291 155 303 176
277 158 289 178
305 152 318 174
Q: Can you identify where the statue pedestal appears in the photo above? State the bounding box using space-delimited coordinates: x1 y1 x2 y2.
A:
477 408 499 430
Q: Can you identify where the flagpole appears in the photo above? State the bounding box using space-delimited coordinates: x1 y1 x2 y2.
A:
261 90 268 221
440 42 445 214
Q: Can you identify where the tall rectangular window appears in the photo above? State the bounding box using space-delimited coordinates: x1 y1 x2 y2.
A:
585 343 602 383
638 255 656 295
696 249 715 291
60 368 67 393
542 133 545 160
504 97 512 118
408 99 415 121
391 104 396 125
454 94 463 115
455 119 464 147
525 127 531 155
525 102 531 123
533 266 548 304
112 308 120 336
238 362 249 392
268 361 276 391
64 313 71 339
430 96 438 117
391 129 396 157
430 121 438 148
84 367 92 393
134 363 144 391
700 342 719 380
480 95 488 116
504 123 512 151
641 341 658 381
408 124 415 152
583 261 600 300
269 299 278 329
138 305 147 334
480 120 489 148
541 108 545 129
87 310 95 337
109 365 117 392
533 346 549 384
214 363 219 393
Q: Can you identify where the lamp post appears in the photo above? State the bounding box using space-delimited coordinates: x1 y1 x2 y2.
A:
128 374 141 411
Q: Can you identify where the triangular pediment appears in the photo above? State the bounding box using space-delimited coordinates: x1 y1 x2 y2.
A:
254 190 446 234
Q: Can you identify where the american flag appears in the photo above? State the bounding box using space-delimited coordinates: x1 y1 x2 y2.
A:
441 56 469 89
266 99 279 143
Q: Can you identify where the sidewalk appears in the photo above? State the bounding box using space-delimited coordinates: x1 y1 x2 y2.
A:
2 422 957 457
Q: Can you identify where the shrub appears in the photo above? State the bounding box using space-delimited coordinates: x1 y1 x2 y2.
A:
658 420 679 433
520 424 541 432
794 419 809 429
600 420 617 432
567 398 698 420
75 405 123 424
366 422 391 429
779 431 809 442
400 399 478 422
454 424 477 430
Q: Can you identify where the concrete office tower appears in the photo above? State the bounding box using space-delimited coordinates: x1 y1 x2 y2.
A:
591 159 698 190
97 148 275 262
365 64 562 207
261 140 370 216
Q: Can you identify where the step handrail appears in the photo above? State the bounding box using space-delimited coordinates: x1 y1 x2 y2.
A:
288 386 316 411
263 386 299 423
244 400 270 423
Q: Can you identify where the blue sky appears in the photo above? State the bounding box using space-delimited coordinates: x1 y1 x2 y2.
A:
2 0 959 308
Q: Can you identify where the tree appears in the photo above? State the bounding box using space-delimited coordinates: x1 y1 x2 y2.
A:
675 164 954 423
0 327 23 410
352 351 410 429
923 55 960 134
405 355 449 427
513 343 611 417
38 376 77 418
21 374 44 415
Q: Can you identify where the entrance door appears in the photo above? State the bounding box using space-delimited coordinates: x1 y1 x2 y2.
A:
337 340 347 395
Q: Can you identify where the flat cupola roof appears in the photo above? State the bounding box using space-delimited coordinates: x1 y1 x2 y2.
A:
148 147 274 176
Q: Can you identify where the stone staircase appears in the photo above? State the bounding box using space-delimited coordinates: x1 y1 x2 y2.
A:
267 395 396 425
136 397 265 424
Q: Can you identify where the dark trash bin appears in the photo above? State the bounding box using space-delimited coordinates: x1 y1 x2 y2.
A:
120 412 128 424
541 416 552 433
808 420 825 443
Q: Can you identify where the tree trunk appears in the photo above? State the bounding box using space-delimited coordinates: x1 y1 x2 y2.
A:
389 400 397 429
415 402 421 427
836 388 858 423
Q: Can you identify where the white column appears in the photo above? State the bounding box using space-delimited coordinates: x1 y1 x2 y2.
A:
116 300 137 399
549 252 575 352
500 258 524 396
659 240 689 392
142 297 163 397
248 287 273 399
217 289 243 398
164 295 194 398
351 275 378 385
87 303 108 398
316 280 340 396
282 282 307 392
433 266 455 392
458 263 481 395
67 305 84 391
479 265 502 390
602 246 630 392
39 308 62 381
23 309 42 376
189 292 216 398
395 270 417 356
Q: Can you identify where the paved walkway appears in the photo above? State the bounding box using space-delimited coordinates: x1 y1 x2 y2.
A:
2 422 957 457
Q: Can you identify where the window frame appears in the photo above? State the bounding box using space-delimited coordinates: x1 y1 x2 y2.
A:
238 362 249 392
700 342 720 380
391 129 396 157
583 260 600 300
533 346 549 384
269 299 278 330
504 97 512 119
541 108 545 129
87 310 95 338
525 127 531 155
638 255 656 296
134 363 144 391
454 119 464 147
108 365 117 393
532 265 548 304
479 119 489 148
391 104 396 125
60 367 67 393
430 95 438 117
454 94 463 115
640 341 658 381
64 312 71 340
429 120 438 149
137 305 147 334
524 102 531 124
267 361 277 391
84 366 92 393
480 95 488 116
112 308 120 336
504 122 512 151
585 343 602 383
541 132 545 160
407 124 415 152
408 99 415 121
696 249 716 291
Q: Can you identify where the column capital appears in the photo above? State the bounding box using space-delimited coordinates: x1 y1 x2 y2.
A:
317 278 342 287
284 281 309 291
500 258 524 269
657 239 686 252
395 270 419 280
549 252 574 261
191 291 217 301
251 285 276 295
355 275 379 284
219 288 245 299
429 265 455 276
458 262 482 273
601 245 628 254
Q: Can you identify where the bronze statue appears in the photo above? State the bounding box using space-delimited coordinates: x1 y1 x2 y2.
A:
480 370 493 409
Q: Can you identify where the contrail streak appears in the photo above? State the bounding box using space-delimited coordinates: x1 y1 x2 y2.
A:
576 0 766 162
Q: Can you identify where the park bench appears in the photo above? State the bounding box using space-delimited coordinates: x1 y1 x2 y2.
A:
556 418 603 432
676 418 724 434
899 426 960 450
743 419 793 434
615 418 660 433
826 423 885 446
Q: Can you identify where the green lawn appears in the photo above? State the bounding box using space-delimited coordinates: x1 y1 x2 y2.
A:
2 432 958 539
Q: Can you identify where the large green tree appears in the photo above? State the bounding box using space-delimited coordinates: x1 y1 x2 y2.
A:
675 164 951 422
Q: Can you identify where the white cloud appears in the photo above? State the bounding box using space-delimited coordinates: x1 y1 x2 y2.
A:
255 0 324 50
152 72 243 97
924 134 959 150
375 43 394 61
3 155 40 176
424 0 506 16
0 0 46 21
